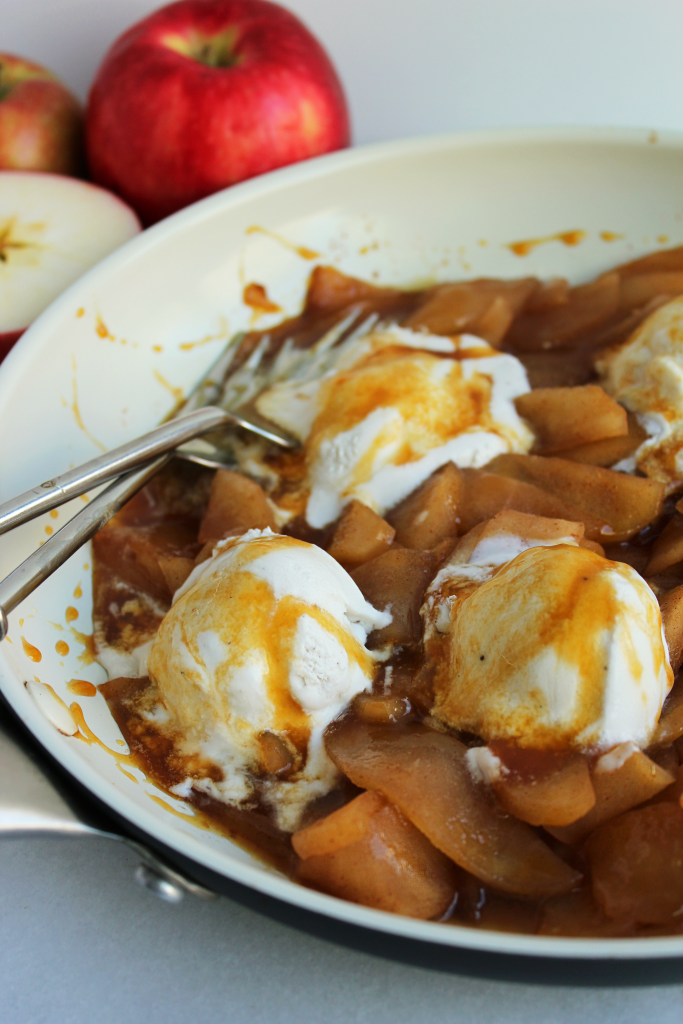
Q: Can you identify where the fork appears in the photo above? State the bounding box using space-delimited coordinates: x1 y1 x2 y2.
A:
0 306 377 641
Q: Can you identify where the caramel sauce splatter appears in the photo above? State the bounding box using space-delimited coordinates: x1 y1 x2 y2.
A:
178 321 229 351
70 628 96 666
246 225 319 260
21 637 42 662
117 765 139 783
70 355 106 452
55 640 69 656
49 509 58 519
152 345 163 353
153 369 184 410
658 235 670 244
243 282 281 314
73 584 82 599
600 231 625 243
506 230 587 257
147 792 204 825
67 679 97 697
65 606 79 623
76 308 85 318
45 525 53 535
95 315 115 340
70 702 133 763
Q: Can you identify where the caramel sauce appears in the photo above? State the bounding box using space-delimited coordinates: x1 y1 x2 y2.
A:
70 355 106 452
95 315 115 340
87 258 683 937
243 282 281 315
67 679 97 697
73 584 82 599
600 231 625 242
55 640 69 656
507 230 586 257
246 225 319 260
21 637 41 662
65 606 78 623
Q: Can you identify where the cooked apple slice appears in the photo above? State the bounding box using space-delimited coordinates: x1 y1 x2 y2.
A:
198 469 275 543
647 516 683 576
559 413 647 467
587 803 683 924
0 171 139 353
386 463 463 550
405 277 536 340
504 273 620 352
457 468 596 535
485 453 665 543
353 692 411 724
652 678 683 747
305 265 404 314
619 272 683 310
546 744 675 845
350 548 441 645
453 508 585 566
618 246 683 276
92 520 200 604
487 741 596 827
294 790 458 919
327 500 395 567
514 385 627 454
326 718 581 898
659 585 683 673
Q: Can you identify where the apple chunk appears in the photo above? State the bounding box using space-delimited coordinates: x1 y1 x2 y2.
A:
350 548 441 645
326 718 581 898
0 171 139 346
326 500 395 567
487 741 596 827
294 790 458 919
457 468 590 534
485 453 665 542
546 744 674 845
514 385 627 454
198 469 275 543
386 463 463 550
587 803 683 924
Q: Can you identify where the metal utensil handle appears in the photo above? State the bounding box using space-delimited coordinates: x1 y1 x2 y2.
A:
0 456 169 642
0 406 232 536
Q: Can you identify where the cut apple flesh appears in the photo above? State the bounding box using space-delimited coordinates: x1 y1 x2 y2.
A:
325 717 581 898
0 171 139 336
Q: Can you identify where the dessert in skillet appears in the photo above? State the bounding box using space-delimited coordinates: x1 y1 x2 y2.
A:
92 251 683 936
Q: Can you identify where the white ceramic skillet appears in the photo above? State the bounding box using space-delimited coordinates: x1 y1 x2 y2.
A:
1 127 683 967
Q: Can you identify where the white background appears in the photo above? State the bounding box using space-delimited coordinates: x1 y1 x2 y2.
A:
5 0 683 144
2 1 683 1021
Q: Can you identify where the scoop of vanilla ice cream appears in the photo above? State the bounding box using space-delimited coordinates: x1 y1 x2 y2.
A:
430 542 672 751
421 510 585 639
256 326 533 528
597 294 683 486
146 529 390 831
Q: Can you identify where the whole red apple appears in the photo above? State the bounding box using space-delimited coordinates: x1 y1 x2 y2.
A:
86 0 350 225
0 54 84 175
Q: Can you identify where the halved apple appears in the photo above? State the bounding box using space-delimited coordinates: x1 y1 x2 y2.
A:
0 171 140 360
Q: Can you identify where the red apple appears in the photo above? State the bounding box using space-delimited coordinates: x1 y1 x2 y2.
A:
0 53 84 175
86 0 350 225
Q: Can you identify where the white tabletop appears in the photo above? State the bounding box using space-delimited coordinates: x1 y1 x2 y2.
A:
2 0 683 1018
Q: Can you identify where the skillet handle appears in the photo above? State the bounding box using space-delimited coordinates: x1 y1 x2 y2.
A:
0 702 216 902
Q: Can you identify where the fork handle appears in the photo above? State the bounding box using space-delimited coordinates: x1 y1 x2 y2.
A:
0 456 169 642
0 406 231 536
